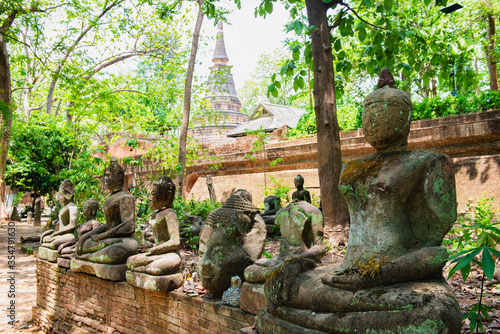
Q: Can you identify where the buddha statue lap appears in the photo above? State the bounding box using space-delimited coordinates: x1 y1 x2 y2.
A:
71 157 138 281
126 175 183 291
199 189 267 296
256 69 462 334
56 198 100 268
39 180 78 263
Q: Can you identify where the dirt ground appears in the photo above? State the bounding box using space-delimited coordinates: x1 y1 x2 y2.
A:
1 222 499 334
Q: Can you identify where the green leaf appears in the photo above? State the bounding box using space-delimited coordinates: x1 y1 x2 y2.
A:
405 30 415 38
359 27 367 42
334 39 342 52
265 0 273 14
363 0 373 7
363 45 373 56
294 21 303 35
424 0 431 5
338 51 346 60
274 80 281 89
482 249 495 280
384 0 394 12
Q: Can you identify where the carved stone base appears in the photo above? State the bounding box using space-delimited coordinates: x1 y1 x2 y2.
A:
126 270 184 292
71 258 128 281
57 257 73 268
240 282 267 315
38 247 59 263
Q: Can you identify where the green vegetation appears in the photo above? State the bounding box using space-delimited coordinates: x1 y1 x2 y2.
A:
447 197 500 333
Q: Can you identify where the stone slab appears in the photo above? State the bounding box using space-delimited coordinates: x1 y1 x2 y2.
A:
70 258 127 281
126 270 184 292
240 282 267 315
38 247 59 263
57 257 72 268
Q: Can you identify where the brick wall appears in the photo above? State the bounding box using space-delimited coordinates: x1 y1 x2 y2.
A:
33 260 255 334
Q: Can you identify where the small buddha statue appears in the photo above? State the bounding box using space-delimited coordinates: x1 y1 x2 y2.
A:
126 175 183 291
256 69 462 334
56 198 100 267
71 157 138 281
258 195 281 233
291 175 311 203
244 200 325 283
199 189 267 296
39 179 78 262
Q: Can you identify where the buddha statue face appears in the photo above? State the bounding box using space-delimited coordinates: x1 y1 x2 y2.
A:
294 175 304 189
104 157 124 192
83 198 98 219
58 179 75 206
149 175 176 211
362 87 413 153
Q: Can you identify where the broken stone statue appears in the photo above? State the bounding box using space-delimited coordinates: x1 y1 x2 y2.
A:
199 189 267 296
256 68 462 334
258 195 281 234
39 179 78 263
71 157 138 281
291 174 311 203
126 175 184 291
56 198 100 268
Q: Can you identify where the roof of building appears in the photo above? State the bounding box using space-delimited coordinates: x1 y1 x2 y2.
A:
226 102 307 137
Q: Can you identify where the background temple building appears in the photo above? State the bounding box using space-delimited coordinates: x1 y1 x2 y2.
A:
188 21 250 142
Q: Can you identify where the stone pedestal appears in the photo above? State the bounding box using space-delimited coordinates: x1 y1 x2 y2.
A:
240 282 267 315
57 257 72 268
38 247 59 263
71 258 128 281
125 270 183 292
27 212 33 225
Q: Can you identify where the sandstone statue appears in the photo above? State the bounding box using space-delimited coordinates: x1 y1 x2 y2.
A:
71 157 138 281
38 179 78 262
56 198 100 268
258 195 281 233
199 189 266 296
245 200 325 283
126 175 183 291
291 174 311 203
256 69 462 334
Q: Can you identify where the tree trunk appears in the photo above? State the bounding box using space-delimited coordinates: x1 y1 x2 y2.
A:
486 12 498 91
305 0 350 245
176 0 204 197
0 36 13 221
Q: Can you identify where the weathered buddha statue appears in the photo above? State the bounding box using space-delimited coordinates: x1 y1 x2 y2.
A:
56 198 100 268
71 157 138 281
258 195 281 233
199 189 267 296
256 69 462 334
126 175 183 291
291 174 311 203
39 179 78 263
245 200 325 283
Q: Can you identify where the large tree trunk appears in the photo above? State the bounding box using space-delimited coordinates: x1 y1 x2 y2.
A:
176 0 204 197
486 12 498 91
0 36 13 221
305 0 350 245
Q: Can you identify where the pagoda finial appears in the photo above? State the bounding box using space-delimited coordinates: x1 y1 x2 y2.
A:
213 20 229 63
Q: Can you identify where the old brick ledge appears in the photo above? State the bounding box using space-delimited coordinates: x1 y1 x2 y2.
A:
33 259 255 334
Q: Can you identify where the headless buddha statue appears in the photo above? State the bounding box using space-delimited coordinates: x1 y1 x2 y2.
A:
256 68 462 334
71 157 138 281
39 179 78 262
126 175 183 291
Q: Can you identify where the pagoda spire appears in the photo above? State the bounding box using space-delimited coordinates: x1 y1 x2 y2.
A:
212 20 229 65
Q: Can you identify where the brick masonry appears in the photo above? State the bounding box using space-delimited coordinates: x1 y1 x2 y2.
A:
33 260 255 334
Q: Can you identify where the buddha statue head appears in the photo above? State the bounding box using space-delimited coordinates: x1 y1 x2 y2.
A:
83 198 98 220
294 175 304 189
58 179 75 206
231 189 253 203
149 175 176 210
104 157 124 193
362 68 413 153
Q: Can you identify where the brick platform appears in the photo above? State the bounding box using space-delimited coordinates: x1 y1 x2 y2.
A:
33 260 255 334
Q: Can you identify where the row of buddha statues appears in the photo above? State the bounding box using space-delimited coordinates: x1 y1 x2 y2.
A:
37 69 462 333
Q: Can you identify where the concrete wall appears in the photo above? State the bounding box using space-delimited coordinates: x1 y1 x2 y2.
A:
33 260 255 334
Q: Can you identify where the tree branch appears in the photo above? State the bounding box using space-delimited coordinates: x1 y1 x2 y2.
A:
340 2 391 31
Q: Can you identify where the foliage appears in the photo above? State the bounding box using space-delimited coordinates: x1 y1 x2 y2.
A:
447 197 500 333
130 178 152 229
263 175 290 207
172 194 221 225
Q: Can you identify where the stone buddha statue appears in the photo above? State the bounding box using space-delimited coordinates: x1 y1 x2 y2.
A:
258 195 281 233
71 157 138 281
291 174 311 203
199 189 267 296
39 179 78 262
256 69 462 334
56 198 100 267
126 175 183 291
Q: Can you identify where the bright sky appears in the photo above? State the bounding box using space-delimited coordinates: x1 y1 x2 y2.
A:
196 0 291 90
